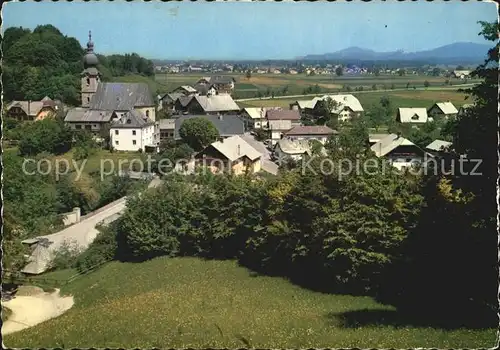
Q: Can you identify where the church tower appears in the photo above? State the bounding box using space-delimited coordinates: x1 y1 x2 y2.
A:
81 31 101 107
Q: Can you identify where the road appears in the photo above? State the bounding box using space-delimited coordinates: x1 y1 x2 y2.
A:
234 83 479 102
22 178 164 275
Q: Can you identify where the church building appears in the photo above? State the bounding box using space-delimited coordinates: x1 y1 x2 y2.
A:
64 31 158 151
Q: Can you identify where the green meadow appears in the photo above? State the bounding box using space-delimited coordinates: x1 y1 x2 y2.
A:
5 257 495 348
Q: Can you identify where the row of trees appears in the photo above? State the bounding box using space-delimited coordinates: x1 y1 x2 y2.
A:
3 24 154 106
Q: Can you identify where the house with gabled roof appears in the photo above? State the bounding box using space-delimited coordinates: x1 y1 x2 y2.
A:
273 138 312 162
160 92 185 113
196 76 236 94
428 101 458 120
425 139 453 156
195 135 261 175
283 125 337 144
184 94 240 115
396 108 431 124
370 133 426 170
312 94 364 122
6 96 62 121
110 110 156 152
240 107 280 129
172 85 198 96
266 109 302 145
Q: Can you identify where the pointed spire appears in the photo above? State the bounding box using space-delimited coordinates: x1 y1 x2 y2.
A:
87 30 94 51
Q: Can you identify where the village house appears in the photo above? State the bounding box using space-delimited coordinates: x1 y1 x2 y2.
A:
266 109 302 145
283 125 337 144
312 94 364 122
368 133 390 146
159 92 185 114
195 76 236 95
193 83 218 96
452 70 471 79
5 96 62 121
187 66 203 73
370 133 426 171
172 85 198 96
396 108 430 125
240 107 282 130
110 110 156 152
158 118 176 142
195 135 261 175
65 32 156 137
289 99 317 117
273 138 312 162
181 94 241 115
174 114 245 141
427 101 458 120
425 139 453 156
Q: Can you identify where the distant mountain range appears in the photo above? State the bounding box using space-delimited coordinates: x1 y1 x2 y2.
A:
299 42 491 64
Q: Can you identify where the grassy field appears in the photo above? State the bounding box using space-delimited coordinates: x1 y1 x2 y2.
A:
4 257 495 348
238 88 471 110
155 72 480 98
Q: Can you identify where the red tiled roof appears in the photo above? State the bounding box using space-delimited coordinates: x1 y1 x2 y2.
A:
284 125 337 136
266 109 301 120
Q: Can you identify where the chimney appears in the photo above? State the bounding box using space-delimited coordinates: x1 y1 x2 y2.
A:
237 144 241 156
28 100 31 116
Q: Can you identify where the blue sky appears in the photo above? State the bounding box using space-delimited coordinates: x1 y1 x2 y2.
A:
3 1 497 60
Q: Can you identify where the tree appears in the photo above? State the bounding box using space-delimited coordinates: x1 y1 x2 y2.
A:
335 66 343 76
371 84 377 91
367 103 389 131
398 69 405 76
19 118 73 156
179 117 219 151
376 20 499 329
314 97 340 126
390 83 395 90
246 70 252 80
424 80 430 88
432 67 441 76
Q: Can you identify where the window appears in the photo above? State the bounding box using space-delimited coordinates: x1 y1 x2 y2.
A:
411 114 419 120
132 140 137 145
86 78 90 86
87 97 90 103
132 130 136 136
115 140 119 145
75 125 82 130
146 110 150 118
85 125 91 130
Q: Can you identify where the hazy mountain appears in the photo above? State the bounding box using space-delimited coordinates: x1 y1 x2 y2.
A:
300 42 491 64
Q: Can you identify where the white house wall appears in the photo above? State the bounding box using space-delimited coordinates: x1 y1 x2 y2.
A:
110 125 155 151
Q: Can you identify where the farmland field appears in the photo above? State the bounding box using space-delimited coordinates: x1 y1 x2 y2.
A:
155 72 480 97
4 257 495 348
237 88 471 110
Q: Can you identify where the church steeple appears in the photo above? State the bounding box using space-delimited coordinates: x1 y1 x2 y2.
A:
81 30 100 107
83 30 99 68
